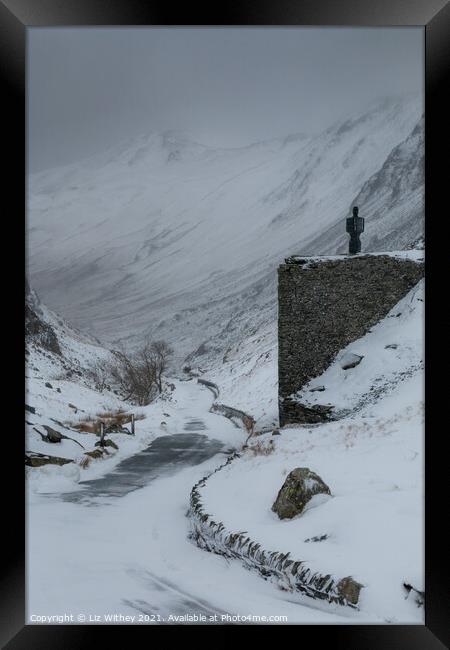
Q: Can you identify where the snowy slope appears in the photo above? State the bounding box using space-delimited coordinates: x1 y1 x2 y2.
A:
26 280 116 411
26 283 139 490
305 115 424 254
28 95 423 366
200 281 424 622
25 283 177 493
294 278 424 414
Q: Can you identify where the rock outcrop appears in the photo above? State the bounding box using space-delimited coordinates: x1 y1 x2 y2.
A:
25 452 73 467
25 303 61 356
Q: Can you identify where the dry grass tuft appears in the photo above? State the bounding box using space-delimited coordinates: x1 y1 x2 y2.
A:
78 455 91 468
72 421 99 433
247 439 276 456
242 415 256 433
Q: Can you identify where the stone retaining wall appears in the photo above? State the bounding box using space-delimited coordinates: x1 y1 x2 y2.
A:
278 254 424 426
196 380 255 431
188 452 363 608
197 378 220 399
209 402 255 431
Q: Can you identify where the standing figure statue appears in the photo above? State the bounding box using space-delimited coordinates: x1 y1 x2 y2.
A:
346 206 364 255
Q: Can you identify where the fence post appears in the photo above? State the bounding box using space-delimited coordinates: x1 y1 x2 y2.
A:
99 421 105 447
131 413 135 435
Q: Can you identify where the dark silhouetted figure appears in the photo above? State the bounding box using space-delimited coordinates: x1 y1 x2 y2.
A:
346 206 364 254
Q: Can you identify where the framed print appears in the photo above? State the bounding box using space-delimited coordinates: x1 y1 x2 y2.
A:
2 0 449 647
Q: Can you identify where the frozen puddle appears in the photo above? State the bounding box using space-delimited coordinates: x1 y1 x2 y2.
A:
61 433 224 504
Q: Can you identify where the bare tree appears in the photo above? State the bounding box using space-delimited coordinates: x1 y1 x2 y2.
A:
150 340 174 393
106 339 173 404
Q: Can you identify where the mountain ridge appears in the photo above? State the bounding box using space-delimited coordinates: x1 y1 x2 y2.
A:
28 95 424 369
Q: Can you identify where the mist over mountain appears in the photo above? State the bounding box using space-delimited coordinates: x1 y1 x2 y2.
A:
28 95 423 367
305 114 424 255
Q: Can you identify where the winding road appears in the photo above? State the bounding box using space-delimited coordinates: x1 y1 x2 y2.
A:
27 381 246 622
62 430 226 504
27 381 348 625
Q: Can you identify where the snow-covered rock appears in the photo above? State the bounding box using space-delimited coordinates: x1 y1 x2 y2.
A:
271 467 331 520
340 352 364 370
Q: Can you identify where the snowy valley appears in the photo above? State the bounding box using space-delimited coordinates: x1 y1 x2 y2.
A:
28 96 423 365
26 272 424 623
26 93 425 625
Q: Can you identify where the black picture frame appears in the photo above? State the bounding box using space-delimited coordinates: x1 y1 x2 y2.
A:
3 0 449 646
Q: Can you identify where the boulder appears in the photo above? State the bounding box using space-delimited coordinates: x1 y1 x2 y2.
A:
336 576 364 606
25 452 73 468
35 425 85 450
310 385 326 392
340 352 364 370
272 467 331 519
42 425 63 443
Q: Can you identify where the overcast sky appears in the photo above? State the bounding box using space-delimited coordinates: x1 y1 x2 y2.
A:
27 27 423 172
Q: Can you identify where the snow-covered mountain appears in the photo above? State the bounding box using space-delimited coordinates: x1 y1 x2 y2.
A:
304 115 424 254
28 95 424 368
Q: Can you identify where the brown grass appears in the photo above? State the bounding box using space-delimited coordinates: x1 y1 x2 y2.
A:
78 455 91 468
242 414 256 435
68 408 146 433
72 422 99 433
247 439 276 456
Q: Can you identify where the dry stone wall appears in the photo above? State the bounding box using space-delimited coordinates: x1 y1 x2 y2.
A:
278 254 424 426
188 451 363 608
